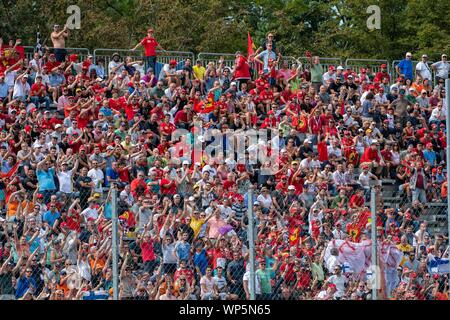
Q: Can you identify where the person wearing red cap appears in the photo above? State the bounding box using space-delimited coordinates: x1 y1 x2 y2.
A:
159 59 180 86
131 27 166 73
374 63 391 83
322 65 336 86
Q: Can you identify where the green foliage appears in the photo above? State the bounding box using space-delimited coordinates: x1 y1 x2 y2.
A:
0 0 448 60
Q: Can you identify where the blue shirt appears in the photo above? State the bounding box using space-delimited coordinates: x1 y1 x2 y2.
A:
105 167 119 187
99 106 113 117
43 210 61 227
423 150 436 166
175 241 191 261
193 249 209 275
15 276 36 299
398 59 413 80
256 50 277 72
89 64 105 79
0 82 8 98
36 168 56 191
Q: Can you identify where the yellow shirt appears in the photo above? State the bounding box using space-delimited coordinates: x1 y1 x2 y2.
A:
193 65 206 80
397 243 413 266
190 216 206 238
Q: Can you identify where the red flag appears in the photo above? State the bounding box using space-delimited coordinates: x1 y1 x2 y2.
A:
247 32 254 57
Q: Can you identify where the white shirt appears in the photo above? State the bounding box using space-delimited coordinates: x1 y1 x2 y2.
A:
432 61 450 79
81 207 99 222
359 171 376 188
243 271 261 295
257 194 272 208
429 107 443 122
415 61 432 80
322 72 336 85
13 79 30 98
108 61 124 75
87 168 104 193
327 274 347 296
57 169 74 193
200 276 216 298
4 70 17 87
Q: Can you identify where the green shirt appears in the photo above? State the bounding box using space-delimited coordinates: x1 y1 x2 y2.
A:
114 129 127 141
311 63 323 83
311 262 325 281
256 269 273 294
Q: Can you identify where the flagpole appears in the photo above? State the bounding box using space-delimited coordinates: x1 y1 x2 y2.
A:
445 78 450 294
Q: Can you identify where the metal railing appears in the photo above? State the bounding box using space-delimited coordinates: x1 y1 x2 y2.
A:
93 48 194 76
23 46 91 62
197 52 236 68
391 59 436 84
299 56 343 74
345 58 389 76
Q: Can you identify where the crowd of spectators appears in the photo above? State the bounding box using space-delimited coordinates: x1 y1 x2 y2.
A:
0 28 449 300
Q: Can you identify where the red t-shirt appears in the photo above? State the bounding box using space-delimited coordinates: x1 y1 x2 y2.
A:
141 37 159 57
30 83 46 97
140 240 156 262
160 178 176 195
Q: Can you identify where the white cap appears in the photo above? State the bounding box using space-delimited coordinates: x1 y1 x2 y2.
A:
182 160 190 165
195 162 201 167
304 139 311 143
188 196 195 201
55 124 62 129
288 185 296 190
337 65 344 70
230 82 237 86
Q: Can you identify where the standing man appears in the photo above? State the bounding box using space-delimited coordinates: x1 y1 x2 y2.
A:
131 28 166 73
309 54 323 92
415 54 432 81
432 53 449 83
396 52 413 81
50 24 69 62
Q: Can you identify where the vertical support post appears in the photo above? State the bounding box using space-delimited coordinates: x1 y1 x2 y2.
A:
247 187 255 300
111 187 118 300
370 187 378 300
445 78 450 293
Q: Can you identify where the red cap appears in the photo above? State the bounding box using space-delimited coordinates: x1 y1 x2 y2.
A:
259 70 265 75
37 193 44 199
79 145 86 151
432 168 437 174
169 59 177 65
267 110 274 115
380 63 387 68
433 274 440 280
147 28 154 33
397 77 403 81
360 68 366 73
426 143 433 148
328 65 335 71
379 87 384 92
369 85 375 90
